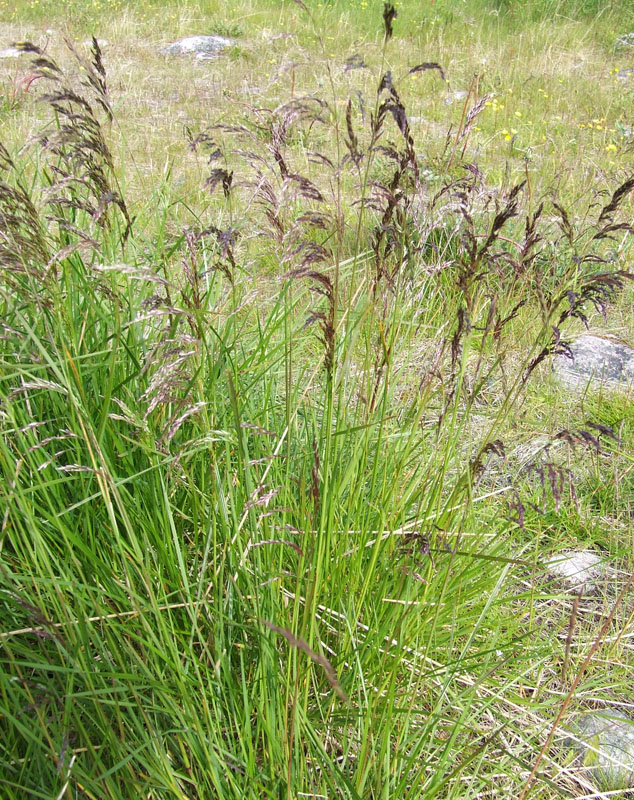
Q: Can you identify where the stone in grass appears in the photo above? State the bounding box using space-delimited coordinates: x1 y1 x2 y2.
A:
82 39 109 48
444 89 469 105
160 35 236 61
565 710 634 791
0 47 23 59
615 33 634 49
553 335 634 392
617 67 634 80
546 550 609 593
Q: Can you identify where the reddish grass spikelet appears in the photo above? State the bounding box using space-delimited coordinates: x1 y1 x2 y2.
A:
597 176 634 226
383 2 397 41
344 54 368 72
261 620 347 702
250 539 303 556
163 402 207 443
19 40 132 242
408 62 446 82
13 595 66 647
286 268 336 377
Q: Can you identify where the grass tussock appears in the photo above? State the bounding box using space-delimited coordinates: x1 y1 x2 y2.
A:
1 4 634 798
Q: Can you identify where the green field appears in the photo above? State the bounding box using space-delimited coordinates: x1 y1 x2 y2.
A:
1 1 634 797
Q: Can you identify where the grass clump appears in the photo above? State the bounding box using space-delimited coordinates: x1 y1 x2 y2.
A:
1 4 634 798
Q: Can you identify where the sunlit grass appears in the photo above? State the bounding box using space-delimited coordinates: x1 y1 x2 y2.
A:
1 2 634 798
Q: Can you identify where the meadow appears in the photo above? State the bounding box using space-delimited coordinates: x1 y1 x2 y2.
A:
1 0 634 797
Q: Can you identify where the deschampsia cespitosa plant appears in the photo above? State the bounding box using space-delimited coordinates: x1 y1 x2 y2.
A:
1 8 633 798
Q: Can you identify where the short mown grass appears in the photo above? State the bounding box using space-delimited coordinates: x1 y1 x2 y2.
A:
1 2 634 798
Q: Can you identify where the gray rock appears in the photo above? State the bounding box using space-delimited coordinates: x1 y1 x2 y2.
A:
0 47 22 59
160 35 235 61
82 39 109 48
546 550 609 592
444 90 469 105
616 67 634 80
616 33 634 48
565 710 634 791
553 334 634 391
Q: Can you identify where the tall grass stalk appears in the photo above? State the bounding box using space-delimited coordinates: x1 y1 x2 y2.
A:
1 12 633 800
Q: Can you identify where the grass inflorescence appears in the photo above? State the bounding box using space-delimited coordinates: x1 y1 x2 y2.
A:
1 2 634 798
